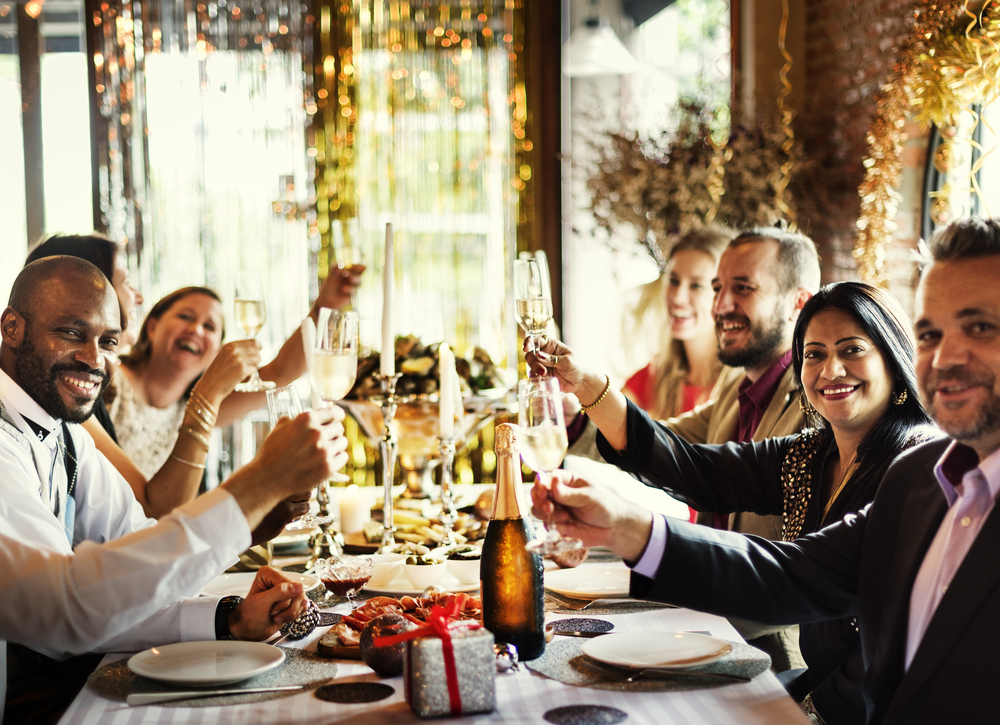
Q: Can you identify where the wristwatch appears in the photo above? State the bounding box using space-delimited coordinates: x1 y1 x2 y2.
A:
215 595 244 640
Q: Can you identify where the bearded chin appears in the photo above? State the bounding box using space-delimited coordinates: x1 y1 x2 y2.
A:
13 347 106 424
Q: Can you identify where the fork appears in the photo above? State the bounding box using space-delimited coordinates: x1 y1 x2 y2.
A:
545 591 595 611
578 657 750 684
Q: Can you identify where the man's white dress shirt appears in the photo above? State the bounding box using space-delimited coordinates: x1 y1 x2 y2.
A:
0 369 249 666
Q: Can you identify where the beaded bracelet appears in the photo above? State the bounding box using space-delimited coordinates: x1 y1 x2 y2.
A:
170 453 206 470
180 424 211 450
580 374 612 414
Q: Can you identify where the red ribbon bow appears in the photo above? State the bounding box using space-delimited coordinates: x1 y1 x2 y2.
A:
374 600 481 715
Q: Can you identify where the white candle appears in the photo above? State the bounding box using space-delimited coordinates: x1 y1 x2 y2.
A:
331 220 345 266
452 358 464 434
380 222 395 376
339 484 369 535
439 343 455 439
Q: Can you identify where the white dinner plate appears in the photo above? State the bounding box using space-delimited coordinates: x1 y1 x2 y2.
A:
582 631 732 670
128 641 285 686
201 571 319 598
362 571 480 596
544 565 632 600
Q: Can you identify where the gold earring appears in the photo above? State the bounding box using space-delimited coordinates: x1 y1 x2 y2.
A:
893 389 908 406
799 393 816 414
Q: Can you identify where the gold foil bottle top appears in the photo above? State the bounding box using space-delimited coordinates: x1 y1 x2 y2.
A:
494 422 519 456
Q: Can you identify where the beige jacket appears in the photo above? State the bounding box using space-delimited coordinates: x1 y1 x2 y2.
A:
665 362 807 540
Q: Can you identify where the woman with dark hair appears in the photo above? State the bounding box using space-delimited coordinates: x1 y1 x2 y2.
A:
25 234 359 518
527 281 936 725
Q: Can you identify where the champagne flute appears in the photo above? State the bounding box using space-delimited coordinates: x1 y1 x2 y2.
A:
513 257 553 359
312 308 359 404
233 271 275 392
332 219 365 309
266 385 333 530
518 377 582 555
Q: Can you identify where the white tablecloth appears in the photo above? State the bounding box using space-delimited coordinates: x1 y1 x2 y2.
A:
59 603 808 725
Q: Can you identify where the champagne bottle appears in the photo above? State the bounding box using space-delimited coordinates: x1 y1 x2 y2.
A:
481 423 545 660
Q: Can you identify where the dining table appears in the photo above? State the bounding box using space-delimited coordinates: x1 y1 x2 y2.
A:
58 560 810 725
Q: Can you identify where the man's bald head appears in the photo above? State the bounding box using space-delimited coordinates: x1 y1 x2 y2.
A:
9 256 116 322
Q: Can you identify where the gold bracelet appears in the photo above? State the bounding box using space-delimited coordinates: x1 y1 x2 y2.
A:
186 394 218 431
170 453 206 470
188 390 218 418
580 374 611 414
180 425 211 450
185 407 216 435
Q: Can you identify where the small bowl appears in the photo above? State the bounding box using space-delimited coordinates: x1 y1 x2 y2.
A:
445 557 481 585
403 561 447 591
364 553 406 587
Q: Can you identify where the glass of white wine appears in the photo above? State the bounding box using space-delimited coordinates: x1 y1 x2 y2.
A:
233 271 275 392
518 376 582 555
513 257 553 358
312 308 359 404
266 385 332 530
332 219 365 309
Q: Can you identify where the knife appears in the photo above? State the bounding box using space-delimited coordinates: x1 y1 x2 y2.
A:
127 685 305 706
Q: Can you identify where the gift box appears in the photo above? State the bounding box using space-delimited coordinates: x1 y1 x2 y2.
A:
375 602 496 718
404 627 496 718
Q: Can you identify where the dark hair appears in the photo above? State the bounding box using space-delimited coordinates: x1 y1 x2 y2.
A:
791 281 932 518
927 217 1000 262
120 286 223 372
26 233 120 281
731 226 821 295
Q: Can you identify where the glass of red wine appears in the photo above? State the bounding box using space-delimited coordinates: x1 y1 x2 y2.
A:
315 555 374 609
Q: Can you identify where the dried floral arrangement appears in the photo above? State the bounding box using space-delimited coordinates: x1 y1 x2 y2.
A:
855 1 1000 286
583 100 827 270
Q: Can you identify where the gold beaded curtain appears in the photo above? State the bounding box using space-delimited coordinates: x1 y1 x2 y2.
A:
308 0 519 367
87 0 313 351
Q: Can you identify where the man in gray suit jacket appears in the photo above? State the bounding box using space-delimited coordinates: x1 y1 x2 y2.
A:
532 217 1000 724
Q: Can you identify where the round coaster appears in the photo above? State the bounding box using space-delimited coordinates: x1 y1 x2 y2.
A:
314 682 395 704
544 705 628 725
550 618 614 634
318 612 342 627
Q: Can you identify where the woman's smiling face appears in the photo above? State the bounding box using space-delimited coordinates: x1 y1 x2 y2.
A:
801 307 894 438
147 293 224 373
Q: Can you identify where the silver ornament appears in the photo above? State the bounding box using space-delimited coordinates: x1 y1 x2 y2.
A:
494 642 520 673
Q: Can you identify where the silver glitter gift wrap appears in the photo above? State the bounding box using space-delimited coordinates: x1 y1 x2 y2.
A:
403 628 496 718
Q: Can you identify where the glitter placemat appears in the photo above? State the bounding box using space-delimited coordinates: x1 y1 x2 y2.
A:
544 704 629 725
526 638 769 692
87 647 339 707
314 682 395 703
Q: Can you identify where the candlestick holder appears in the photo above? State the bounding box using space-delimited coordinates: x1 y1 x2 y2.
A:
436 436 458 547
307 482 344 569
376 373 403 552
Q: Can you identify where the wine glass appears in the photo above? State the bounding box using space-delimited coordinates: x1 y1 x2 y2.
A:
332 219 365 309
233 271 275 392
315 555 374 609
312 308 359 404
266 384 332 531
513 257 553 358
518 377 582 555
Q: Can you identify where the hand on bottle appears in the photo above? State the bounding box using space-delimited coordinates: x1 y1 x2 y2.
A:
229 566 307 640
530 470 652 562
194 339 263 405
255 406 349 500
315 264 365 311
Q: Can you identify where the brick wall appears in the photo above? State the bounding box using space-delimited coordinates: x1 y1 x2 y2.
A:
800 0 926 306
